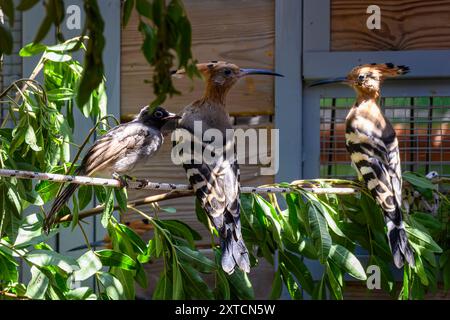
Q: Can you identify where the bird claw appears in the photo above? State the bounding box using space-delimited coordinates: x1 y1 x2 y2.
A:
113 173 131 188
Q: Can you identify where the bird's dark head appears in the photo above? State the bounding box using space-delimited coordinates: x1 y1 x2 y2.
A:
173 61 283 96
137 106 180 129
310 63 409 96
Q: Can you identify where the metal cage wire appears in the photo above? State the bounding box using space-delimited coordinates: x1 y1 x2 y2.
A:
320 96 450 178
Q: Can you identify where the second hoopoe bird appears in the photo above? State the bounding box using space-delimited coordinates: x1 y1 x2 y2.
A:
311 63 415 268
173 61 283 274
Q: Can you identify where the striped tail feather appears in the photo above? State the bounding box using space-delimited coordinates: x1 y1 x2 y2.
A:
220 212 250 274
385 210 415 268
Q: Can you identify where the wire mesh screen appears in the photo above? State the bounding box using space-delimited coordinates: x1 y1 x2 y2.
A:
320 97 450 178
0 10 22 127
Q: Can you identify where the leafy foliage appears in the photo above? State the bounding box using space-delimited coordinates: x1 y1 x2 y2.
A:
1 0 198 109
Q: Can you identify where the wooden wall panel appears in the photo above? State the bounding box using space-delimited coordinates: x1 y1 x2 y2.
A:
331 0 450 51
121 0 275 117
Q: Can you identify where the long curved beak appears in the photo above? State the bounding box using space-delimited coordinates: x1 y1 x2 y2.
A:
163 112 181 120
239 68 284 77
309 77 348 87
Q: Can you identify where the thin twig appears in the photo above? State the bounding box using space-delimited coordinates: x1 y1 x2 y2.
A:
57 191 193 223
0 290 29 300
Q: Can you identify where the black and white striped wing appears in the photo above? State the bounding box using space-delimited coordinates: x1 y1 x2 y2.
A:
345 127 401 222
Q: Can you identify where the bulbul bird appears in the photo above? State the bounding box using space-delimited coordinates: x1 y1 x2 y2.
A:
173 61 283 274
44 106 180 232
311 63 415 268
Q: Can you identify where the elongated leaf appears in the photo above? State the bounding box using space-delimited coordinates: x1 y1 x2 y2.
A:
19 42 46 56
176 245 215 273
17 0 40 11
0 251 18 282
280 250 314 294
101 188 114 228
172 259 184 300
227 269 254 300
65 287 95 300
78 185 93 210
181 264 213 299
153 271 172 299
269 268 282 300
25 266 49 299
26 250 79 274
97 271 125 300
403 171 435 190
123 0 135 25
405 224 442 253
95 249 136 270
308 204 331 263
328 244 367 280
74 251 102 282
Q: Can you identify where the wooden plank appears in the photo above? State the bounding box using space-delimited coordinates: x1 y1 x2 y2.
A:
121 0 275 117
331 0 450 51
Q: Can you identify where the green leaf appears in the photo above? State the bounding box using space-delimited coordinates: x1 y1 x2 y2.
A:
101 188 114 228
0 251 18 283
16 0 40 11
114 188 128 213
308 203 332 263
403 171 435 190
153 271 172 299
180 264 213 299
136 0 153 19
123 0 135 26
0 24 13 55
328 244 367 280
19 42 47 56
176 245 216 273
78 185 93 210
254 195 283 247
280 250 314 294
279 264 302 300
97 271 126 300
135 262 148 289
14 213 55 248
33 15 52 44
65 287 95 300
25 250 79 274
117 223 147 255
160 219 202 246
47 88 75 101
25 126 42 151
172 259 184 299
44 51 72 62
326 262 343 300
269 267 282 300
95 249 137 270
73 250 102 282
0 0 14 26
227 268 254 300
25 266 49 299
405 224 442 253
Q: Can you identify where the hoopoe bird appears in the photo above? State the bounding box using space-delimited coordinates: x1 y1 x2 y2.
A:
311 63 415 268
44 106 180 232
173 61 283 274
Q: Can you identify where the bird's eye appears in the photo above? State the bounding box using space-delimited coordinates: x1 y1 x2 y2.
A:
224 69 232 76
358 75 365 81
142 218 150 225
154 110 164 118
